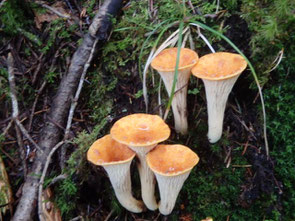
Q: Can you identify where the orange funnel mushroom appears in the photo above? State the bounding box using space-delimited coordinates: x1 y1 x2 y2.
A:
192 52 247 143
146 144 199 215
151 48 199 135
87 135 144 213
111 113 170 210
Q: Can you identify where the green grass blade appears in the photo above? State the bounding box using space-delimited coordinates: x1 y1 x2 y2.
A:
163 21 184 120
141 20 178 112
190 21 269 157
139 19 173 80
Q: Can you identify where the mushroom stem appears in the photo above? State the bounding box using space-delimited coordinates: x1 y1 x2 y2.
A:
203 75 239 143
155 171 190 215
87 135 144 213
159 69 191 135
129 145 158 211
104 161 144 213
151 48 199 135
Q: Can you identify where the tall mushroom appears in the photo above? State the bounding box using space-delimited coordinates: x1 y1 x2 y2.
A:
146 144 199 215
87 135 144 213
192 52 247 143
110 113 170 211
151 48 199 135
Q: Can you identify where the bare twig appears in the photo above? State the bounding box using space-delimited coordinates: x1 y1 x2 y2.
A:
15 124 28 177
61 38 98 169
38 141 65 221
7 52 43 153
35 1 70 18
15 120 43 152
104 209 114 221
28 81 47 131
47 174 68 187
64 39 99 139
7 53 19 119
2 119 13 136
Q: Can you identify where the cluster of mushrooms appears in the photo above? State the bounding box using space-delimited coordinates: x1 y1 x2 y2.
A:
151 48 247 142
87 114 199 215
87 48 247 215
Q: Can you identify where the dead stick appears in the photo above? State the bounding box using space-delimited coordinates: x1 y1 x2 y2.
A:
38 39 99 220
37 141 65 221
14 124 28 177
64 39 99 139
28 81 47 131
7 52 43 153
35 1 70 18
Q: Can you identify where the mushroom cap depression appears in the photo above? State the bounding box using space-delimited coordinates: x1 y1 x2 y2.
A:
87 135 135 166
151 48 199 72
110 114 170 147
191 52 247 80
146 144 199 176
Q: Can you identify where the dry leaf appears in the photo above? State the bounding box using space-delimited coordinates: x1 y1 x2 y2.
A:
0 155 13 220
41 188 62 221
179 213 193 221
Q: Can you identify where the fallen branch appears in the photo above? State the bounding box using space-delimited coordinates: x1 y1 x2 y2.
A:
12 0 123 220
38 38 99 220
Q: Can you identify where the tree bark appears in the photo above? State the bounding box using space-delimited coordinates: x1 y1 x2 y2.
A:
12 0 123 220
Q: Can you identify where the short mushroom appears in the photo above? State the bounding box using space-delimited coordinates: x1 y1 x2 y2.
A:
87 135 144 213
192 52 247 143
146 144 199 215
110 113 170 211
151 48 199 135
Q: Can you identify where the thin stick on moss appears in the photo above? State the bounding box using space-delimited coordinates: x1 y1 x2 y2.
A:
7 52 43 153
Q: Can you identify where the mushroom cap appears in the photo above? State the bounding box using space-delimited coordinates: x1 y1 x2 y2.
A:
191 52 247 80
151 48 199 72
146 144 199 176
110 113 170 147
87 135 135 166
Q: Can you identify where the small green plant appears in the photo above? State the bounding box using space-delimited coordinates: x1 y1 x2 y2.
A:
54 119 108 218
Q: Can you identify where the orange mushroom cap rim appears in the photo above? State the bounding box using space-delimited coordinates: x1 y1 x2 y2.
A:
151 48 199 72
192 52 247 81
110 113 171 147
87 135 136 166
146 144 199 177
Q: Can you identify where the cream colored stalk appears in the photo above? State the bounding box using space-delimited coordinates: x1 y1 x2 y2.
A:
87 135 144 213
128 145 157 210
192 52 247 143
103 159 143 213
146 144 199 215
155 170 191 215
151 48 199 135
202 76 239 143
111 113 170 211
